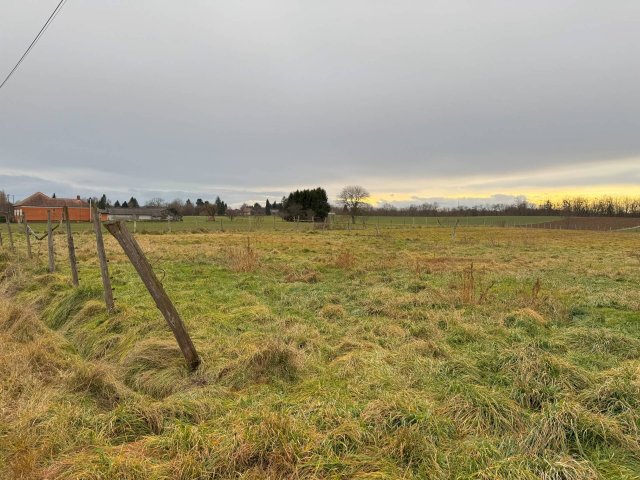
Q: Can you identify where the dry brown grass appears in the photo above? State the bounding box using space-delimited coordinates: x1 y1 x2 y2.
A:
224 243 259 272
332 249 356 269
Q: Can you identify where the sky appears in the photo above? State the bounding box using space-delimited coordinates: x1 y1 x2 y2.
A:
1 0 639 208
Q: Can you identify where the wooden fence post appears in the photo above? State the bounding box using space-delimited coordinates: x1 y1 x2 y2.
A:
5 215 15 251
104 221 200 370
24 220 32 259
93 207 115 313
47 210 55 272
63 206 79 286
0 230 3 246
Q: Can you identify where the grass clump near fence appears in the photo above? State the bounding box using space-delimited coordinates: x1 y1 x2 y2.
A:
0 225 639 478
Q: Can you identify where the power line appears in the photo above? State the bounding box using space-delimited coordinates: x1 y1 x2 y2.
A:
0 0 67 91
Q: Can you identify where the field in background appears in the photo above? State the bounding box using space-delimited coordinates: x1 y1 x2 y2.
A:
24 214 640 236
24 214 567 235
1 226 639 478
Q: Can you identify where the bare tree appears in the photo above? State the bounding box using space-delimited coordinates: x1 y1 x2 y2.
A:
338 185 370 224
202 201 217 220
145 197 166 207
226 209 239 221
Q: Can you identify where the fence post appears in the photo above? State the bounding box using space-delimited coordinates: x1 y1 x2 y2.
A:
104 221 200 370
63 206 79 287
24 220 32 259
47 210 55 272
0 230 3 247
5 215 15 251
93 207 115 313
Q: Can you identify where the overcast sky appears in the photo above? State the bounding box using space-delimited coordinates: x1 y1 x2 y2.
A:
1 0 639 207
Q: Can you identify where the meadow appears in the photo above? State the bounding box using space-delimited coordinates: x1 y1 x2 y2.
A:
0 224 639 479
24 214 565 235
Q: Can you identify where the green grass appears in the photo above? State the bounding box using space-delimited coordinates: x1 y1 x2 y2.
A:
22 214 564 235
1 226 639 478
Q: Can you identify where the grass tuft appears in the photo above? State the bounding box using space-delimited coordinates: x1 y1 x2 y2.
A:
218 342 302 388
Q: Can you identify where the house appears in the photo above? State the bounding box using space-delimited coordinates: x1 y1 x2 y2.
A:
240 204 253 216
13 192 103 222
106 207 181 221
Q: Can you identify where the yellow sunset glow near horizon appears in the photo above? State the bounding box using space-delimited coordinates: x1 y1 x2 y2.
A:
367 184 640 206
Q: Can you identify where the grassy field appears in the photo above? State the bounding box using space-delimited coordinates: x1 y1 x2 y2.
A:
1 225 639 478
22 214 565 235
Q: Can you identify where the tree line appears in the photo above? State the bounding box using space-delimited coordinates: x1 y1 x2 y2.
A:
369 196 640 217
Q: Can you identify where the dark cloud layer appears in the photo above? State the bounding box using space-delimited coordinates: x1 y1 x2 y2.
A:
1 1 639 205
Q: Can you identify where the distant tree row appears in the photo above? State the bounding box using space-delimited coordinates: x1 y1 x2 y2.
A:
87 190 640 220
97 195 140 209
94 195 231 218
367 196 640 217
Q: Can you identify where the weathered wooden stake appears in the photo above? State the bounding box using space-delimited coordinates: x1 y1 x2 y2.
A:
24 220 32 258
0 230 3 246
5 215 15 251
63 206 79 286
104 221 200 370
93 207 115 313
47 210 55 272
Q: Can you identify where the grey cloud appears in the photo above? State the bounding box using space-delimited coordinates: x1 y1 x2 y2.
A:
1 1 639 202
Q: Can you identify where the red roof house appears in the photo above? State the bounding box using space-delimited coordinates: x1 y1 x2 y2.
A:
13 192 104 222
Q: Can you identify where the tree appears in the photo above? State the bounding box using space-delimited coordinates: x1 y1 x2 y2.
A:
183 199 195 216
226 209 239 221
146 197 165 207
128 197 140 208
265 199 271 216
282 187 331 221
202 201 217 220
97 194 108 210
114 200 121 207
252 202 265 215
214 196 227 215
338 185 370 224
121 201 129 208
52 193 56 198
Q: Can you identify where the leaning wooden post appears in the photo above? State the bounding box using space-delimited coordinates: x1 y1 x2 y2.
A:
5 215 15 251
93 207 115 313
0 230 3 246
47 210 55 272
63 206 79 286
24 220 32 259
104 221 200 370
